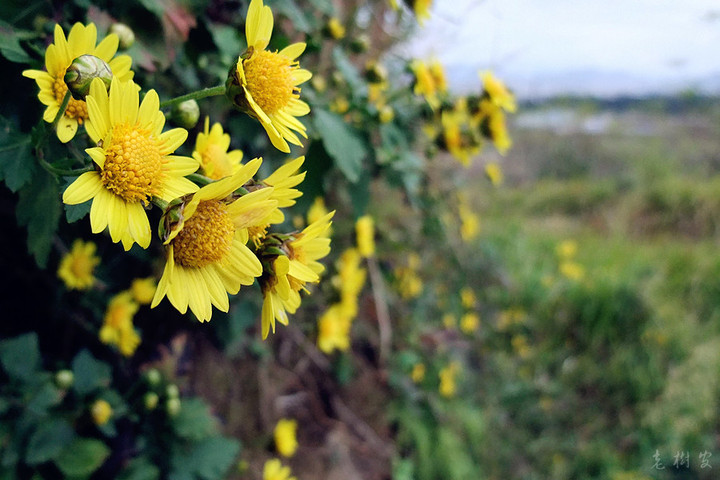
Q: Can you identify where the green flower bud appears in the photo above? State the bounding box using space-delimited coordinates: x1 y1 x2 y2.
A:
166 384 179 399
171 100 200 129
144 392 159 410
166 397 181 417
64 55 112 100
55 369 74 389
110 23 135 50
349 34 370 54
145 368 162 386
364 61 387 84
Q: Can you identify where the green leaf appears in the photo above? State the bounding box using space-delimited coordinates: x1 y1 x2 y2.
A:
118 457 160 480
169 436 240 480
307 0 335 15
0 116 35 192
71 350 112 396
136 0 165 17
55 438 110 478
171 398 219 441
206 22 243 64
16 168 61 268
0 333 40 381
0 21 32 64
25 419 75 465
313 109 367 183
64 200 92 223
332 46 366 97
26 382 62 417
272 0 313 33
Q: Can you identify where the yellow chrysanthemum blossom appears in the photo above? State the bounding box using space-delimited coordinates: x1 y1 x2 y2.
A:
152 159 277 322
22 23 134 143
442 313 456 329
260 212 334 339
481 71 517 113
458 202 480 242
395 253 422 300
192 117 244 180
485 162 504 186
263 459 296 480
130 277 157 305
484 103 512 155
57 239 100 290
556 239 578 259
99 291 141 357
441 110 480 166
226 0 312 153
91 399 113 426
460 312 480 333
411 363 425 383
274 418 298 457
326 17 346 39
439 361 460 398
333 248 366 318
559 261 585 281
62 78 199 250
355 215 375 258
429 59 447 95
307 196 330 227
413 0 433 25
317 304 352 354
512 334 531 359
261 157 307 224
410 59 439 109
460 287 476 309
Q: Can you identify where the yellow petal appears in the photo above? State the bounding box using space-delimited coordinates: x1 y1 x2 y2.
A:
85 147 106 168
158 128 188 155
94 33 119 61
90 188 112 233
137 90 159 130
246 0 274 50
127 201 151 249
279 42 306 60
56 115 78 143
62 172 103 205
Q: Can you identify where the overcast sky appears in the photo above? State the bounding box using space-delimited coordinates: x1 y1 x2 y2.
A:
404 0 720 97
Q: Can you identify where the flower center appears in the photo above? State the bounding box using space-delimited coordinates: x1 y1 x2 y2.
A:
248 224 268 248
173 200 235 268
53 73 88 122
243 50 296 114
201 144 233 180
100 124 163 203
70 254 95 280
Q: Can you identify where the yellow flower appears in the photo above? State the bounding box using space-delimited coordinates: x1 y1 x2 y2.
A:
556 239 578 259
355 215 375 258
459 203 480 242
559 261 584 281
410 59 439 109
22 23 134 143
429 59 447 94
57 239 100 290
329 96 350 114
460 287 476 308
261 157 307 225
263 459 296 480
481 71 516 113
441 110 480 166
307 197 330 227
152 159 278 322
460 312 480 334
512 334 531 359
333 248 366 318
411 363 425 383
260 212 334 339
317 304 352 353
326 17 346 39
439 361 460 398
485 162 504 186
130 277 156 305
413 0 433 25
379 105 395 123
442 313 456 329
91 399 113 426
192 117 244 180
62 78 199 250
274 418 298 457
395 253 422 300
485 103 512 155
99 291 141 356
226 0 312 153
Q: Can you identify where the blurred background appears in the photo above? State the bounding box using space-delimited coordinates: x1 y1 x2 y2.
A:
1 0 720 479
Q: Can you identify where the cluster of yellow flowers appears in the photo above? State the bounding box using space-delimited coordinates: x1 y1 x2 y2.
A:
24 0 333 339
556 239 585 281
99 278 156 356
394 252 423 300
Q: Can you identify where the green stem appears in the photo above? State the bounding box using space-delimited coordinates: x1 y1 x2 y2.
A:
37 155 94 177
151 197 169 210
53 90 72 126
187 173 213 186
159 85 226 109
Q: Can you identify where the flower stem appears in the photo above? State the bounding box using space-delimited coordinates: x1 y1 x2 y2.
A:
151 197 169 210
36 150 94 177
159 85 226 109
186 173 213 186
52 90 72 126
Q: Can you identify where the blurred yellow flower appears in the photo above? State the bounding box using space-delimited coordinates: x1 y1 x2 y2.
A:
413 0 433 25
439 361 460 398
460 287 476 308
411 363 426 383
57 239 100 290
429 59 448 94
330 96 350 114
485 162 504 186
22 23 134 143
334 248 367 318
355 215 375 258
307 197 332 235
130 277 156 305
410 59 439 109
326 17 346 39
379 105 395 123
226 0 312 152
91 399 113 426
317 304 351 353
263 459 296 480
481 71 517 113
192 117 244 180
556 239 578 259
99 291 141 356
512 334 531 359
559 261 585 281
274 418 298 457
442 313 456 329
460 312 480 333
458 203 480 242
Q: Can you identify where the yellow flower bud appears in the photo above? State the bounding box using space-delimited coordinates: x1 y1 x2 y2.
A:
91 399 113 426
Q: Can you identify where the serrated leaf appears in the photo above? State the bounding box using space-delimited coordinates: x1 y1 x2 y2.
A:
118 457 160 480
25 419 75 465
171 398 219 441
71 350 112 396
0 21 32 63
0 333 40 381
313 109 366 183
64 200 92 223
55 438 110 477
0 116 34 192
16 168 61 268
169 436 240 480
